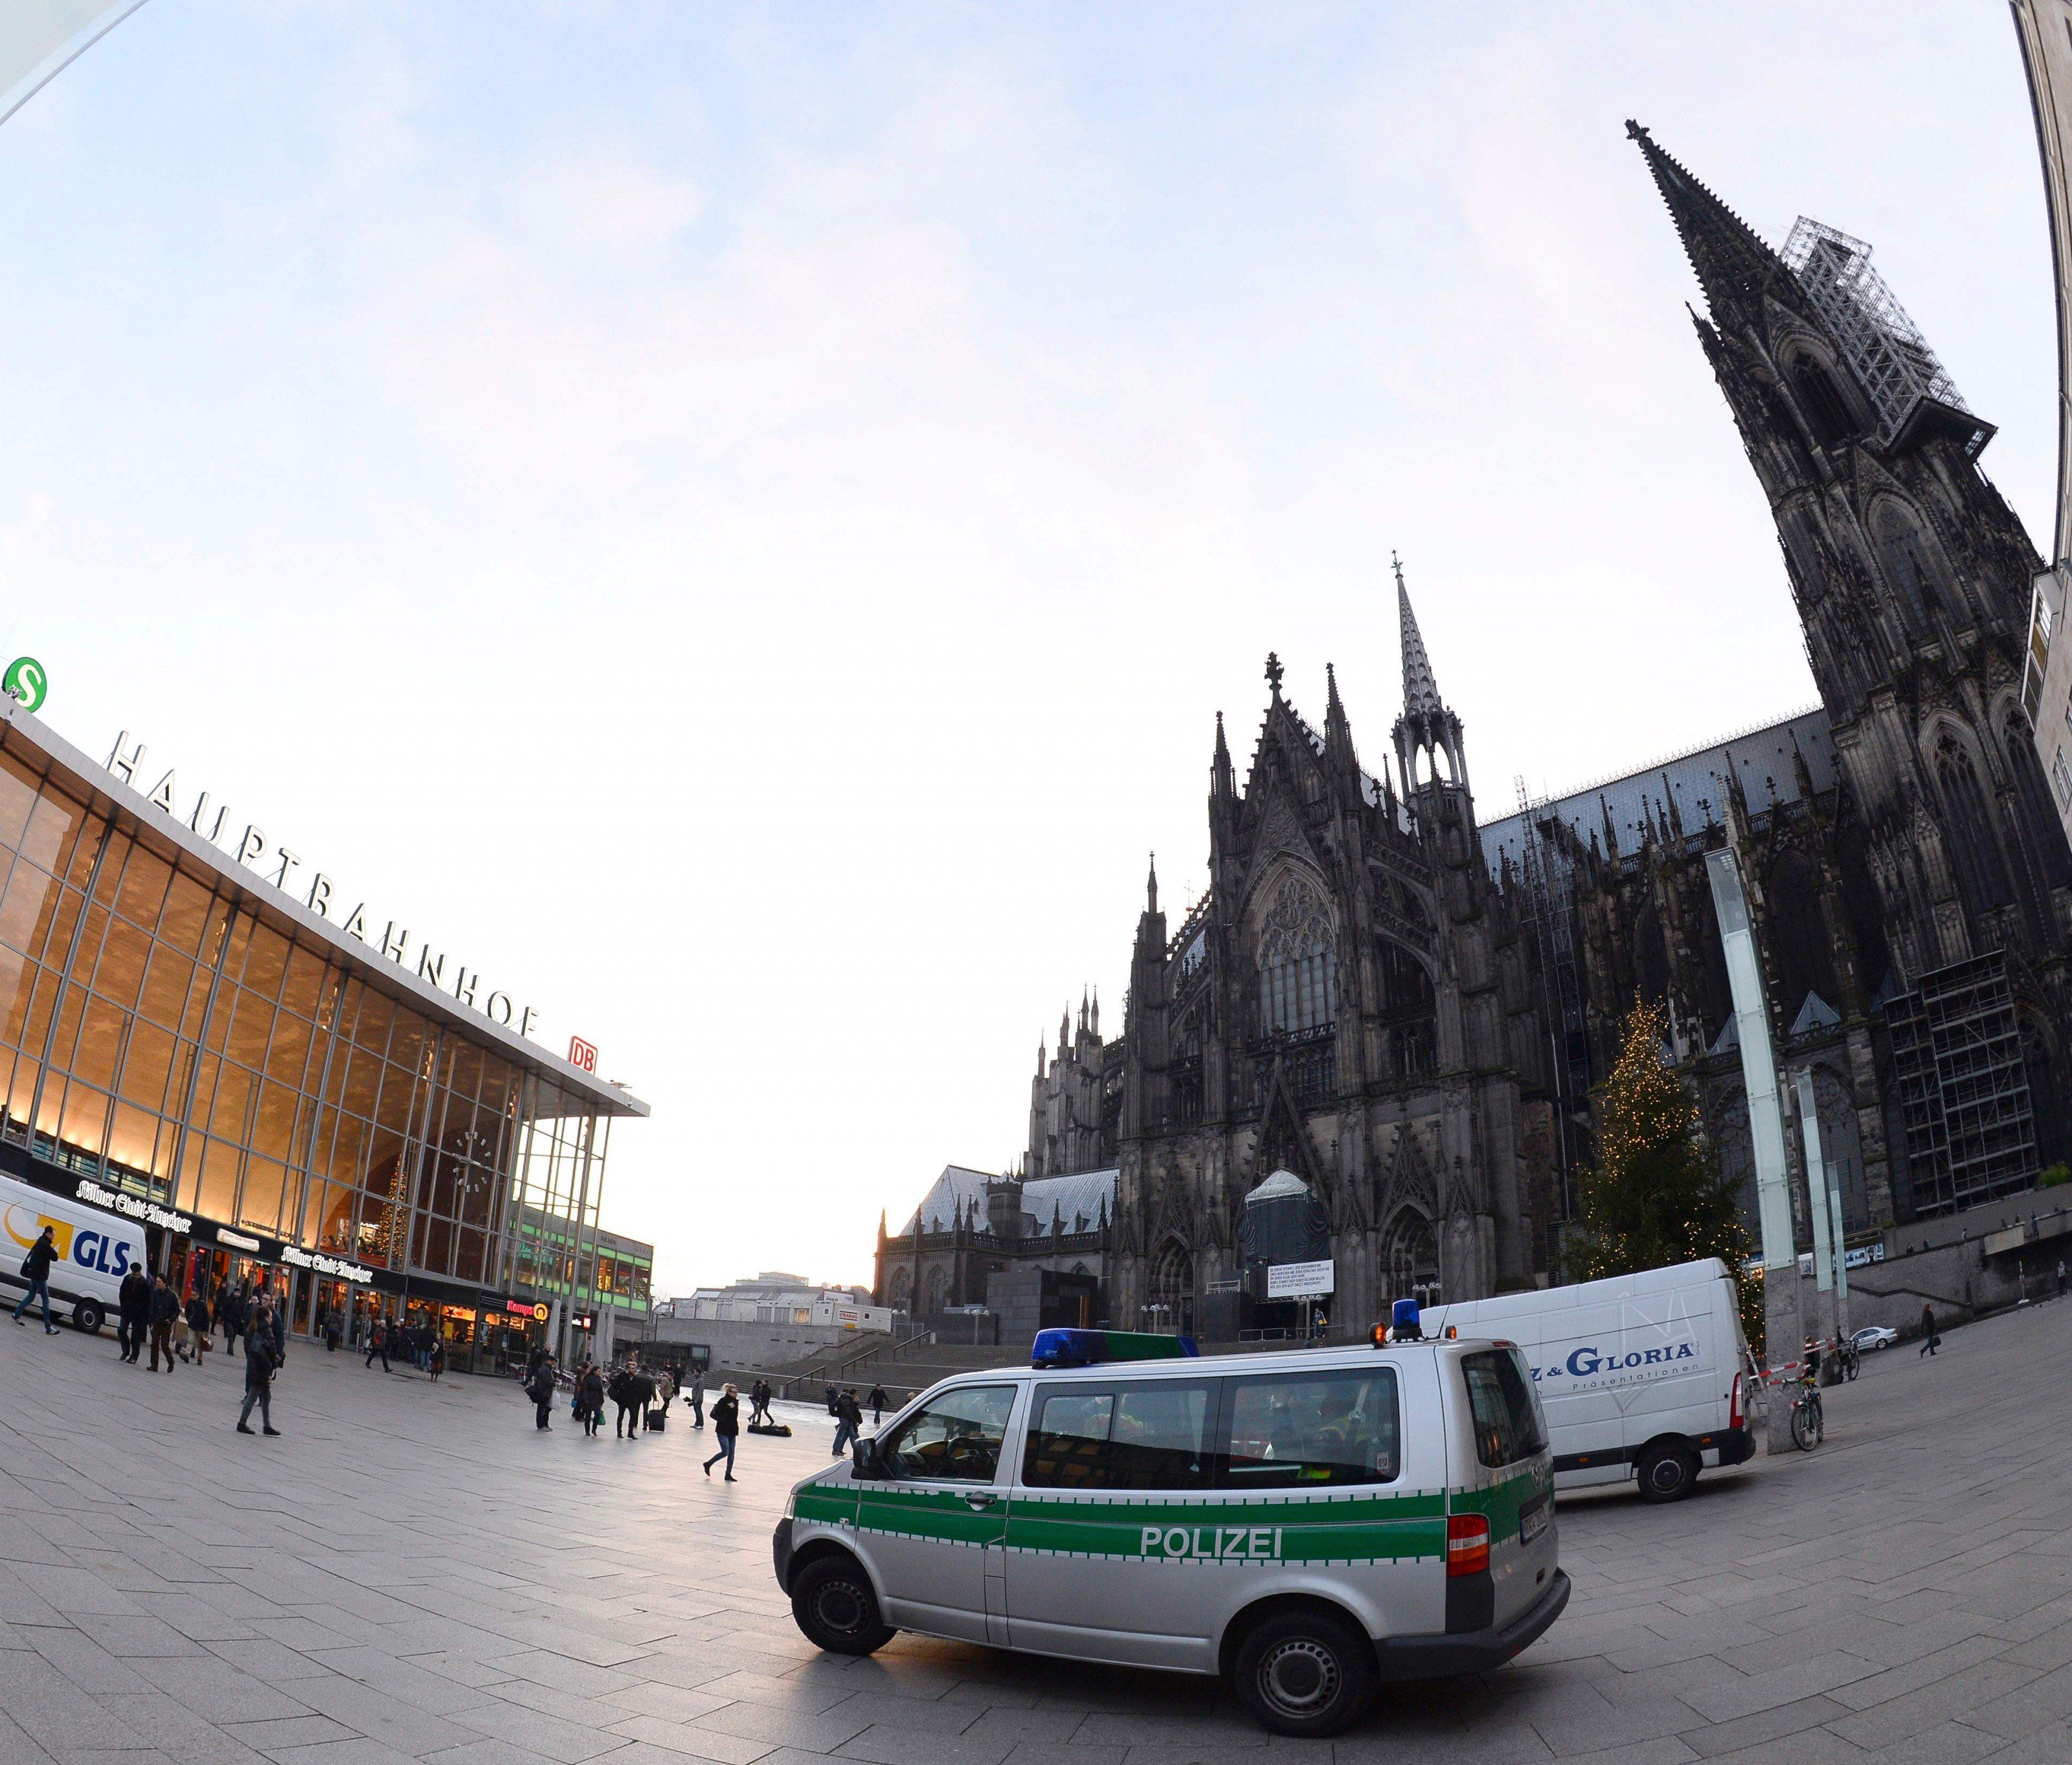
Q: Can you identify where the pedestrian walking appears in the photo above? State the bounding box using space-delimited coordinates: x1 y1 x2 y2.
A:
236 1302 281 1436
869 1383 888 1426
117 1263 150 1363
184 1290 212 1366
703 1383 740 1480
365 1317 390 1372
323 1305 341 1352
216 1283 244 1357
578 1364 606 1437
825 1384 838 1416
525 1351 556 1430
1919 1302 1939 1356
10 1226 59 1333
831 1388 862 1457
2059 1258 2068 1299
687 1371 704 1428
749 1378 771 1426
148 1274 179 1372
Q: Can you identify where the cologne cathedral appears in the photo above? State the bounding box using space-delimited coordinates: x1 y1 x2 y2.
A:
875 126 2072 1332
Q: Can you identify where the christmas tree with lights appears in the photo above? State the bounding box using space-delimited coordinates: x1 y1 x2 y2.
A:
1570 997 1755 1335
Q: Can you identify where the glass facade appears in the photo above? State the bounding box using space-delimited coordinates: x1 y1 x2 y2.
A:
0 723 645 1369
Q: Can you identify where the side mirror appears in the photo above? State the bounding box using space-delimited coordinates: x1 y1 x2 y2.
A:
852 1436 884 1479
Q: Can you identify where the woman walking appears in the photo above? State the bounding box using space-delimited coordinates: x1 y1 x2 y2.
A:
578 1362 606 1437
703 1383 740 1481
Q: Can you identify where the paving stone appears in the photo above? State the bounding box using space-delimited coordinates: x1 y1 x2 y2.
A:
17 1297 2072 1765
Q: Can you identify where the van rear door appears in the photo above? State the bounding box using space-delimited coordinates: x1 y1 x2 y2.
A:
1454 1347 1558 1631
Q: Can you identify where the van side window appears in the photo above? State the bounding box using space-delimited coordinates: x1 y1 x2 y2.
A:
1022 1383 1215 1490
1460 1350 1548 1468
1221 1369 1399 1487
879 1384 1018 1483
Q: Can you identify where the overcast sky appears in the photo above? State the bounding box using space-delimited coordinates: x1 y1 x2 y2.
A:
0 2 2055 1298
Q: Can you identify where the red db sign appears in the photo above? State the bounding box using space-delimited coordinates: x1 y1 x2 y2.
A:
568 1036 598 1073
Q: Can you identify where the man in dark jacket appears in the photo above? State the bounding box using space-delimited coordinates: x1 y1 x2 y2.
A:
11 1226 59 1333
365 1317 390 1372
832 1388 863 1457
216 1284 243 1356
525 1351 556 1430
236 1300 280 1435
868 1384 888 1426
148 1275 180 1372
117 1265 152 1362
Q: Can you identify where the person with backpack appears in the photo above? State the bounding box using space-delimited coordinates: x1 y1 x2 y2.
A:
11 1226 59 1333
365 1316 390 1372
524 1350 557 1430
236 1299 281 1436
703 1383 741 1480
183 1288 213 1367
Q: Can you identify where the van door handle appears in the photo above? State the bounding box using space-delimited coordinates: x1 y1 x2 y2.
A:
963 1492 998 1510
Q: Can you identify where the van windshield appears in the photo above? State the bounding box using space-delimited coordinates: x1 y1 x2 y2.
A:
1460 1349 1548 1468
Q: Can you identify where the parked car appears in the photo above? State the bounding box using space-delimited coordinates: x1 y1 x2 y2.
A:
1851 1325 1898 1352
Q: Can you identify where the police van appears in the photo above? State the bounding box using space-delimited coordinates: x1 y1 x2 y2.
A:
771 1322 1569 1737
0 1171 147 1333
1421 1258 1754 1503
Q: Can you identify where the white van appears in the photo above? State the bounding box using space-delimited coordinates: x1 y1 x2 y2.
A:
772 1331 1570 1737
1421 1258 1753 1503
0 1171 148 1333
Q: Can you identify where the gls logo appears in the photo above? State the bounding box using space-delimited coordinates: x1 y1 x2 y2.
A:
1532 1341 1698 1382
2 1206 133 1278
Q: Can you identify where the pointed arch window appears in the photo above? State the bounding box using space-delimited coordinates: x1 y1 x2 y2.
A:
1382 1210 1441 1309
1791 355 1856 446
1256 875 1337 1038
1935 734 2012 910
1872 505 1944 636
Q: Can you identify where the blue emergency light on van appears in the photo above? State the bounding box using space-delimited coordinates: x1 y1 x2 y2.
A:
1030 1327 1200 1368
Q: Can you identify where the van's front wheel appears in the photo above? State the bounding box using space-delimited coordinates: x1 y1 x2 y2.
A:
789 1555 895 1656
1637 1443 1699 1503
1231 1608 1375 1737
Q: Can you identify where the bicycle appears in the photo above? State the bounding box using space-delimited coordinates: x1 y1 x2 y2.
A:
1788 1375 1824 1450
1836 1338 1860 1382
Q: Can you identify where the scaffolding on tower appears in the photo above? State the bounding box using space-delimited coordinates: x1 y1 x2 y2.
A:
1779 216 1992 457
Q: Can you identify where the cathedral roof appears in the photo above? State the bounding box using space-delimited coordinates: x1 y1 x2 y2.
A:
900 1164 1117 1237
1480 706 1835 880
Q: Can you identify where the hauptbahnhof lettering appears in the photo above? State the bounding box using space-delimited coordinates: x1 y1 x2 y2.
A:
0 697 648 1372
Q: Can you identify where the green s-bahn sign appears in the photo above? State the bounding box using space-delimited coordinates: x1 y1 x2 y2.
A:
3 657 47 714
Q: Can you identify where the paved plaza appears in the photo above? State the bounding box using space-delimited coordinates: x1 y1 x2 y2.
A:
5 1304 2072 1765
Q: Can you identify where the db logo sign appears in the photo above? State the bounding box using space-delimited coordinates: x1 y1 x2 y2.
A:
568 1036 598 1073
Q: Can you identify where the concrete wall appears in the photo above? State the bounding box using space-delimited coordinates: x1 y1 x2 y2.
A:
640 1313 875 1373
1792 1184 2072 1343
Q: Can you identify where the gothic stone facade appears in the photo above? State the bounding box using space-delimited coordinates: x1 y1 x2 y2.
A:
1110 599 1559 1333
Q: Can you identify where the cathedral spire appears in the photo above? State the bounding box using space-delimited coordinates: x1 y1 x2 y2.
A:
1211 713 1235 804
1090 985 1099 1037
1396 552 1443 721
1146 851 1158 915
1625 120 1797 326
